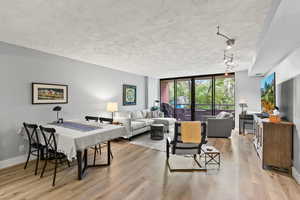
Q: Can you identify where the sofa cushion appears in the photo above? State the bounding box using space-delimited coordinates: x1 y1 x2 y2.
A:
131 111 144 120
136 118 155 126
151 110 161 118
131 121 147 130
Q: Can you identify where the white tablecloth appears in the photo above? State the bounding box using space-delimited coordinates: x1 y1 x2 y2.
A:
19 120 128 160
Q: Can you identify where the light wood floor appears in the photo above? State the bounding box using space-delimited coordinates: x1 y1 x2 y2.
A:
1 132 300 200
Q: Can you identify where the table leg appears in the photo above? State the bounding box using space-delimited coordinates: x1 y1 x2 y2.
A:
77 141 112 180
88 141 111 167
76 150 82 180
40 148 45 160
84 149 88 169
107 141 111 166
239 118 241 134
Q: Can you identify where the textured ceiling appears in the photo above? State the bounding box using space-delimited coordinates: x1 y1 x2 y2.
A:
0 0 271 78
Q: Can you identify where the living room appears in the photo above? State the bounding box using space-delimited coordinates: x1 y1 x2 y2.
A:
1 0 300 200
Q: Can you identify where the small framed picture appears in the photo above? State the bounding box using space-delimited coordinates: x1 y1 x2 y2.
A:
123 84 137 106
32 83 68 104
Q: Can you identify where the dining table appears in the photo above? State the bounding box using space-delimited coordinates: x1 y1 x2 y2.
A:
19 120 128 180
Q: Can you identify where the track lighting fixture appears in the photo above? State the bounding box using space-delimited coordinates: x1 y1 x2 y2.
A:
217 26 235 49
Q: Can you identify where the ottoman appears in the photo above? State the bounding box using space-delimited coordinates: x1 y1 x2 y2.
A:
150 124 165 140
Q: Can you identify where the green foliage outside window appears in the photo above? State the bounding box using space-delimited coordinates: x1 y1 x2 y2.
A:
164 77 235 111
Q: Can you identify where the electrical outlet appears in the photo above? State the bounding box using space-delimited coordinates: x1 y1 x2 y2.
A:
19 145 25 153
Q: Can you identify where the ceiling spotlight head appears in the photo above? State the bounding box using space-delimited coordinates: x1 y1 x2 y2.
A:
226 45 232 50
226 39 235 49
217 26 235 49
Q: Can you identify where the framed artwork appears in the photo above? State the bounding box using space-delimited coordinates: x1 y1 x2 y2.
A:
32 83 68 104
123 84 137 105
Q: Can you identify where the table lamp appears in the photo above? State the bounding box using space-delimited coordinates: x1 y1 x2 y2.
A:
239 99 248 115
106 102 118 120
53 106 62 123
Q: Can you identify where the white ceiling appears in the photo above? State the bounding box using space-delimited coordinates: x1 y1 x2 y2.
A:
249 0 300 76
0 0 271 78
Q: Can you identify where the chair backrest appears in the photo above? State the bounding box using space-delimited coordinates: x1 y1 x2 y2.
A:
172 122 207 154
99 117 113 124
23 122 39 145
39 126 57 152
85 116 99 122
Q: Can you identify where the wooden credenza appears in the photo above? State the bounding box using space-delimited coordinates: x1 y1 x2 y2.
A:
253 115 293 173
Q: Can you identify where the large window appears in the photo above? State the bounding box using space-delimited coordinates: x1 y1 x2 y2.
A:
215 75 235 115
195 77 213 121
160 74 235 121
160 80 175 118
175 78 192 121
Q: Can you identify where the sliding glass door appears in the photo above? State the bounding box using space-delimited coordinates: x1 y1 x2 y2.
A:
175 78 192 121
160 73 235 121
214 75 235 115
194 77 213 121
160 80 175 118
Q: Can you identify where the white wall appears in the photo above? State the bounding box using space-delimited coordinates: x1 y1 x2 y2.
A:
293 75 300 183
235 70 262 128
146 77 159 109
272 47 300 84
0 42 148 164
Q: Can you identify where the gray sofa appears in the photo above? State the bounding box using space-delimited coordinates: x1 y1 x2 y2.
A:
203 112 234 138
114 110 176 139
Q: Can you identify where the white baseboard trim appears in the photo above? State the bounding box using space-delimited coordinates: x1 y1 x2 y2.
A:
0 154 33 170
292 167 300 184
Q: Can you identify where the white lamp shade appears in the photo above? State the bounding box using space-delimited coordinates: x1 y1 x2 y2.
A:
239 98 247 104
107 102 118 112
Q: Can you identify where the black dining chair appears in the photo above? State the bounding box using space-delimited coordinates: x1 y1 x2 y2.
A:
99 117 113 124
85 116 100 122
23 122 44 175
99 117 114 159
85 116 102 165
39 126 70 187
85 116 114 165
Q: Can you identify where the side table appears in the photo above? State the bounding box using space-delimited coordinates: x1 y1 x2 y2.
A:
202 145 221 168
150 124 164 140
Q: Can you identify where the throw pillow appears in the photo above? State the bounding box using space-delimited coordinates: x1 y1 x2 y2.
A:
146 111 152 118
131 111 143 120
151 110 160 118
141 110 149 118
158 112 164 118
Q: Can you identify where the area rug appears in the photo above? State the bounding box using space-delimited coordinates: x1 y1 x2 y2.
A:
130 131 173 152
